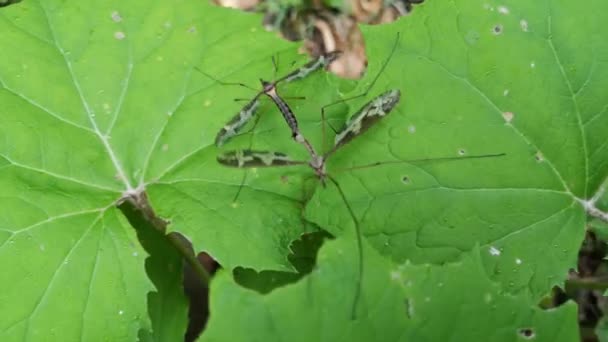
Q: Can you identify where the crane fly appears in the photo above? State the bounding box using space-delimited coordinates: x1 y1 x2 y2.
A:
197 51 341 147
217 83 504 319
216 33 505 318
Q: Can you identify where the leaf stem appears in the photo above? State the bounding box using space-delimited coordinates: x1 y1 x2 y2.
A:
167 232 210 285
118 191 211 285
566 277 608 291
579 198 608 223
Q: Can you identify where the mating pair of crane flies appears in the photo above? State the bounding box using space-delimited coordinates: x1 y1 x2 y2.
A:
217 85 505 318
210 34 505 319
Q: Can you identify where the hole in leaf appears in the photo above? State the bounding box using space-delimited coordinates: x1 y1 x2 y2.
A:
518 328 535 339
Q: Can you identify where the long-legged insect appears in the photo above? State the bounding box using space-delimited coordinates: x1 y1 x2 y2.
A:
202 52 339 202
199 51 341 147
217 90 506 318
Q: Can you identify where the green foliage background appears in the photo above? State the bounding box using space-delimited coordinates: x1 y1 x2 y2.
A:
0 0 606 341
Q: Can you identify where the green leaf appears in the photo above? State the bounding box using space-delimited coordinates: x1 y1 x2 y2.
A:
202 237 579 341
0 0 331 338
0 0 226 339
303 0 607 300
1 0 606 339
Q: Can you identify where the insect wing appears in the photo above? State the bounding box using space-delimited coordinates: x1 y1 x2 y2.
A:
215 98 261 147
283 51 342 83
217 150 304 168
332 89 401 150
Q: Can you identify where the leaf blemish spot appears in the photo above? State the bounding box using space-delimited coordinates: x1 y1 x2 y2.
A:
204 100 212 107
404 299 412 318
492 24 503 35
458 149 466 156
114 31 126 40
520 19 529 32
503 89 509 96
118 310 124 315
110 11 122 23
530 61 536 68
402 176 410 184
231 201 239 209
497 6 509 14
489 246 501 256
515 258 522 265
408 125 416 134
502 111 514 123
162 144 169 151
518 328 535 339
187 26 197 34
534 151 544 162
484 293 493 303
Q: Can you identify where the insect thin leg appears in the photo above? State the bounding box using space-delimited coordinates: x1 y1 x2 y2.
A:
232 115 263 203
232 172 248 204
321 33 399 113
283 96 306 101
334 152 508 174
321 110 341 154
272 55 279 81
193 66 258 92
327 175 363 320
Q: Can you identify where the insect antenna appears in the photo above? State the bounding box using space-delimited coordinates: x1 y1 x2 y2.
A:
326 174 364 320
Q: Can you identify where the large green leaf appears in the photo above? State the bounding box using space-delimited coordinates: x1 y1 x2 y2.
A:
202 237 579 342
1 0 606 340
0 0 238 339
303 0 607 300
